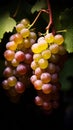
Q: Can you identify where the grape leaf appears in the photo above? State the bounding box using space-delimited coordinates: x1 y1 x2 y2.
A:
63 26 73 53
59 56 73 91
31 0 46 13
59 8 73 53
0 12 16 42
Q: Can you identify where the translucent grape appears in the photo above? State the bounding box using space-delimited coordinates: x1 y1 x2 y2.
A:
41 49 51 59
54 34 64 45
7 76 17 87
38 58 48 69
45 33 54 44
4 50 15 61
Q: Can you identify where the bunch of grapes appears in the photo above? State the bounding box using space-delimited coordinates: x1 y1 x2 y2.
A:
2 18 37 102
30 32 67 112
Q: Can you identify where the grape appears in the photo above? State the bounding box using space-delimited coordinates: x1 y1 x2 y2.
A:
15 81 25 93
40 72 51 83
16 23 24 32
54 34 64 45
31 43 41 53
14 51 25 62
23 38 31 48
16 64 27 75
2 80 9 90
20 28 30 38
42 83 53 94
41 49 51 59
31 60 38 70
34 67 43 78
3 66 13 77
30 75 37 84
25 53 33 64
4 50 15 61
33 80 43 90
49 43 59 54
9 33 23 44
7 76 17 87
20 18 30 27
30 32 67 113
29 32 37 41
38 58 48 69
33 53 42 62
35 96 43 106
46 63 56 74
11 58 19 67
38 39 48 52
45 33 54 44
6 41 17 51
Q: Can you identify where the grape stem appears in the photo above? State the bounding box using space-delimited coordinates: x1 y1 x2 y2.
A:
29 9 49 29
46 0 56 35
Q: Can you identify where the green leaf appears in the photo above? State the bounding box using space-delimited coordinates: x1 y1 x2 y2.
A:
63 26 73 53
59 56 73 91
59 8 73 28
31 0 46 13
0 12 16 42
59 8 73 53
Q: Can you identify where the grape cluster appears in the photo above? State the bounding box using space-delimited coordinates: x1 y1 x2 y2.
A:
2 18 37 102
30 33 67 112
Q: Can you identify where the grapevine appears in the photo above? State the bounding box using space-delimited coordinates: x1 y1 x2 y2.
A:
1 0 68 114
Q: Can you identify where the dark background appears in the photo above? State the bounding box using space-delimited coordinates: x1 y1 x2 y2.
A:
0 0 73 130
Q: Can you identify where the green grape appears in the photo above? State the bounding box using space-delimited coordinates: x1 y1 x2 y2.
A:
41 49 51 59
20 28 30 38
45 33 54 44
38 58 48 69
54 34 64 45
38 39 48 52
20 18 30 27
33 53 42 62
16 23 24 32
31 43 41 53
